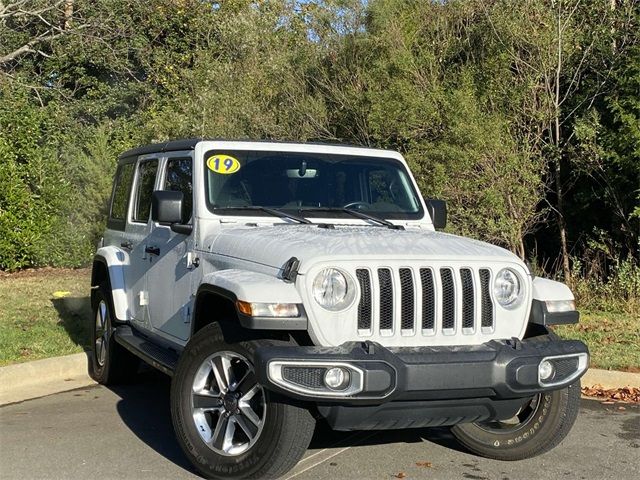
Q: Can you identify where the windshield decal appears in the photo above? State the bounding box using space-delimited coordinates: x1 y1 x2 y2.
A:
207 154 241 174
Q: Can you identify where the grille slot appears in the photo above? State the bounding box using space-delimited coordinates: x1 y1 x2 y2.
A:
378 268 394 331
356 269 372 330
440 269 455 330
420 268 435 331
460 268 475 330
282 366 326 389
399 268 415 330
479 269 494 328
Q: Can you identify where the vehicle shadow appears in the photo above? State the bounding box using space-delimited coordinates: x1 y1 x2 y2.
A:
106 369 467 478
51 296 92 350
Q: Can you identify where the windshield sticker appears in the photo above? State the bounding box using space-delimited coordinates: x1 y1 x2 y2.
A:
207 155 241 174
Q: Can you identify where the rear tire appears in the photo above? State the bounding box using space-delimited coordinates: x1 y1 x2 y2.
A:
170 324 316 479
89 284 139 384
450 380 581 460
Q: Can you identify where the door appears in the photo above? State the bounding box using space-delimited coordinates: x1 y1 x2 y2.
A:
124 157 159 332
145 154 195 342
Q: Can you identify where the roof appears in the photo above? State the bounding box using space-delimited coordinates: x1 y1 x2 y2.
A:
117 138 382 162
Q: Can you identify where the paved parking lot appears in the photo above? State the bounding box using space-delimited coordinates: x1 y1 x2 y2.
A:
1 371 638 480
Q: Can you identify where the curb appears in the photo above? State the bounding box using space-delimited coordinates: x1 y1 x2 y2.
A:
581 368 640 390
0 352 96 405
0 353 638 406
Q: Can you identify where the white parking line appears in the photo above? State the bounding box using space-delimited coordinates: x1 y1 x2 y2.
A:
284 431 378 479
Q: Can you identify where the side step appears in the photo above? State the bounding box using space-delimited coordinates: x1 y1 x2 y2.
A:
114 325 179 376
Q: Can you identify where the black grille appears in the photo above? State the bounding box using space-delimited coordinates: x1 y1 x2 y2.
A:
479 269 494 328
551 357 579 382
282 366 326 389
461 268 475 329
378 269 394 330
399 268 415 330
440 269 455 330
420 268 435 330
356 269 372 330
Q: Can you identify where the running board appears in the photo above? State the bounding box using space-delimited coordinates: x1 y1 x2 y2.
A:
114 326 179 376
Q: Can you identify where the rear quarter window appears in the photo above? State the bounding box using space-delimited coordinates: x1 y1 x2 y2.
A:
108 162 135 230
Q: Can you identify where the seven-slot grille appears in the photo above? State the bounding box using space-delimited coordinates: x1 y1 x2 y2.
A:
355 267 494 336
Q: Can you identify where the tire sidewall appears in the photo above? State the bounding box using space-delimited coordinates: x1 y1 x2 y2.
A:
89 287 112 383
171 327 293 479
452 380 581 458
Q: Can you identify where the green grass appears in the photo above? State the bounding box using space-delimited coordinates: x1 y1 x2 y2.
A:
0 268 638 371
0 268 92 366
555 311 640 371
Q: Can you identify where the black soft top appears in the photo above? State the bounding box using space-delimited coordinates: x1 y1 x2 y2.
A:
117 138 374 163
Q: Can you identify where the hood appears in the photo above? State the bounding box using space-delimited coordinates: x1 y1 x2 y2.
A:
205 224 521 273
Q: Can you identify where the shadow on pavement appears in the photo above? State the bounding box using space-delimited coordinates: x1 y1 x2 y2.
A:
108 369 196 474
106 368 467 477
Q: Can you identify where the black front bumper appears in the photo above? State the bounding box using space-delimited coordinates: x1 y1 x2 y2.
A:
255 336 588 404
255 336 588 430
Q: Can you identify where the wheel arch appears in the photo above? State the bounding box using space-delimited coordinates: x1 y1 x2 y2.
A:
91 247 130 322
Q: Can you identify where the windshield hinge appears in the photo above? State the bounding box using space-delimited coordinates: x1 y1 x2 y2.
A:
281 257 300 283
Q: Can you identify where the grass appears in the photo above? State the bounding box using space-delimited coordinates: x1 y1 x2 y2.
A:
0 268 638 371
0 268 92 366
555 310 640 372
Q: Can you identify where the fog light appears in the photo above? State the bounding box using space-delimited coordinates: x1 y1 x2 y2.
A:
324 367 350 390
539 360 555 381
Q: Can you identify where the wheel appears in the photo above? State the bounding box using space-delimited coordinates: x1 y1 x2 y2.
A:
170 324 316 479
89 284 139 384
450 379 581 460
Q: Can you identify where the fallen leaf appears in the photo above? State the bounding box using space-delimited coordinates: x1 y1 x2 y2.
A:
416 462 433 468
582 385 640 403
53 291 71 298
395 473 407 479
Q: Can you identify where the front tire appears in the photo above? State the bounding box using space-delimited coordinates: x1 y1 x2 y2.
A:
170 324 316 479
451 380 581 460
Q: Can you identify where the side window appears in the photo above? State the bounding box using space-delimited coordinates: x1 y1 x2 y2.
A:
108 162 135 230
133 160 159 223
164 158 193 221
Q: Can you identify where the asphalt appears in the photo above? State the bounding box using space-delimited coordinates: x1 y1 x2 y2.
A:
1 371 638 480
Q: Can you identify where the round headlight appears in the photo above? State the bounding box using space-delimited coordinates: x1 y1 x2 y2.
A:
312 268 356 311
493 268 521 308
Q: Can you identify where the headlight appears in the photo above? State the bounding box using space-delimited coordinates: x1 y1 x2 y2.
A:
312 268 356 311
493 268 522 308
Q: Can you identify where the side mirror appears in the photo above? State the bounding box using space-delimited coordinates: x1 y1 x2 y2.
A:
426 199 447 229
151 190 192 234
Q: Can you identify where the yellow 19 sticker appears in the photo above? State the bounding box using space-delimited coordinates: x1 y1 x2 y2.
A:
207 154 241 174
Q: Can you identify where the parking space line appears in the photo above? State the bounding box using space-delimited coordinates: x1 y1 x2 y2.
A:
285 431 378 479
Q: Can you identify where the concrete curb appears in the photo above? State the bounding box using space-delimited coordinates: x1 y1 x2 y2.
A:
0 352 638 406
581 368 640 390
0 352 96 405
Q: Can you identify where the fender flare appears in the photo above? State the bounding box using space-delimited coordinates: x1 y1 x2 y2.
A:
194 269 307 332
92 246 130 322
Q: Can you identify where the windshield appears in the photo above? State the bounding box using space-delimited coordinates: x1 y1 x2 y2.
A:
204 150 423 220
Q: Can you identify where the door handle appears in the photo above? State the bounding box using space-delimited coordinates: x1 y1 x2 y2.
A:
145 246 160 256
120 241 133 250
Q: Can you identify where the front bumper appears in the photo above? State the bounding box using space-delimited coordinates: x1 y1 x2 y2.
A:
254 336 589 404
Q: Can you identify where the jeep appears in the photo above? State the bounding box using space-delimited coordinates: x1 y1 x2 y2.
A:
90 139 588 479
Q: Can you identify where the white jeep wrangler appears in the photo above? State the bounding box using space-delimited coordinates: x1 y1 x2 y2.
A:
91 139 588 479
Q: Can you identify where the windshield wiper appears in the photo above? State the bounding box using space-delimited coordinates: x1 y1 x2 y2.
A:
214 206 312 224
299 207 404 230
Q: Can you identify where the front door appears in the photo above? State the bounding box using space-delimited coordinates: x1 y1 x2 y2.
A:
145 154 195 342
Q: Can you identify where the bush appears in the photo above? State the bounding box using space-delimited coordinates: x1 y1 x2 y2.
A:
572 259 640 315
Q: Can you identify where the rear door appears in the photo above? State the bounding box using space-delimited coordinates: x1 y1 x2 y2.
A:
125 156 160 332
145 153 195 342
